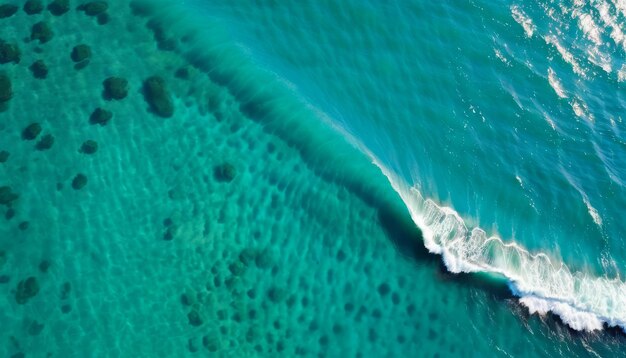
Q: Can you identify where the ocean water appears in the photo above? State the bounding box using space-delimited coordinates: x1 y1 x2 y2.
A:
0 0 625 357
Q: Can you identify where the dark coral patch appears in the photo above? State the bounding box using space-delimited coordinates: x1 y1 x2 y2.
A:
22 123 42 140
187 310 203 326
103 77 128 100
71 44 91 69
77 1 108 16
71 174 87 190
0 186 18 206
31 21 53 44
24 0 44 15
142 76 174 117
214 163 236 182
48 0 70 16
89 108 112 126
0 40 20 64
35 134 54 150
15 277 39 304
0 74 11 103
30 60 48 79
0 4 18 18
79 140 98 154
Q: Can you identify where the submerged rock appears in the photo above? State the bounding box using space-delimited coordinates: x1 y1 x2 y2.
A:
187 310 203 326
35 134 54 150
5 207 14 219
48 0 70 16
0 74 11 102
77 1 108 16
142 76 174 117
22 123 42 140
213 163 236 182
79 140 98 154
0 4 18 18
31 21 53 44
96 12 109 25
103 77 128 100
0 150 9 163
38 260 50 273
89 108 112 126
30 60 48 79
24 0 44 15
18 221 29 231
71 44 91 62
147 20 176 51
0 40 20 64
0 186 18 206
26 320 44 336
72 173 87 190
15 277 39 304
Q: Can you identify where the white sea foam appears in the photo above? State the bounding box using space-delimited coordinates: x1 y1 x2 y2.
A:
511 6 536 37
494 48 510 66
366 160 626 333
544 36 587 78
583 197 603 226
571 98 594 122
547 68 568 98
519 295 605 331
577 12 603 46
618 65 626 82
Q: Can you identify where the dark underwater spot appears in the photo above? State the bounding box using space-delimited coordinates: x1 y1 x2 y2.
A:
79 140 98 154
15 276 39 304
60 282 71 299
213 163 236 182
35 134 54 150
24 0 44 15
18 221 29 231
0 150 8 163
26 319 44 335
0 74 12 103
0 4 18 18
71 44 91 70
142 76 174 117
71 44 91 63
38 260 51 273
0 40 20 64
89 108 112 126
22 123 42 140
103 77 128 100
71 174 87 190
29 60 48 79
31 21 53 44
187 338 198 353
77 1 108 16
187 310 203 326
377 283 391 296
146 19 176 51
48 0 70 16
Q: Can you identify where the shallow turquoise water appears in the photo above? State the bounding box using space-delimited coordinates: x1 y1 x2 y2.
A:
0 0 625 357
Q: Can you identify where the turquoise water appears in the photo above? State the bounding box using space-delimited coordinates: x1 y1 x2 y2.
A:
0 0 625 357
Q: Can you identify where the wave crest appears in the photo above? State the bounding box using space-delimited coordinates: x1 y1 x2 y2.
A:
378 165 626 333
